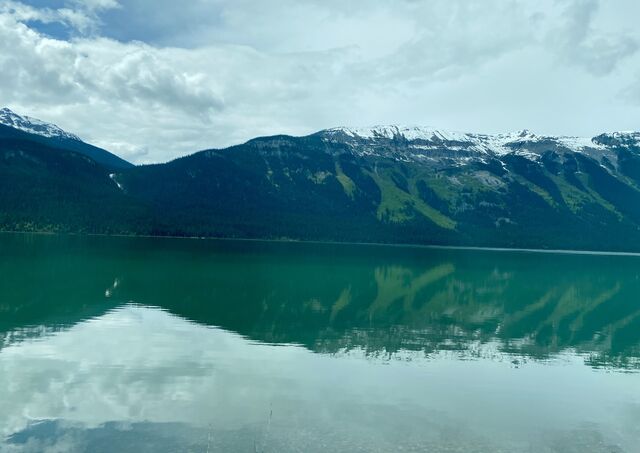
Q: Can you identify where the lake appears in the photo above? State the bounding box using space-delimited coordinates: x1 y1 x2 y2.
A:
1 234 639 452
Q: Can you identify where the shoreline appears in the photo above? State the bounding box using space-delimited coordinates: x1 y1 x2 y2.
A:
3 229 640 257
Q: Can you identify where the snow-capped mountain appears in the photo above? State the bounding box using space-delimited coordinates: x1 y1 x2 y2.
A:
0 107 132 169
0 107 81 141
318 125 639 164
3 116 640 251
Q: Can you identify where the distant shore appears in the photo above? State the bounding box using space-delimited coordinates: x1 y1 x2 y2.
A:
3 229 640 257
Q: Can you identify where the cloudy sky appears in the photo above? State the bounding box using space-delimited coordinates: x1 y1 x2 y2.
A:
1 0 639 163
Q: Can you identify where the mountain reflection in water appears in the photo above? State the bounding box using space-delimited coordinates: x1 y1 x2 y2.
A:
2 234 639 369
1 234 639 452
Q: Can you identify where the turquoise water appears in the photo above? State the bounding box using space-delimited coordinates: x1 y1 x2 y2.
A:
1 234 639 452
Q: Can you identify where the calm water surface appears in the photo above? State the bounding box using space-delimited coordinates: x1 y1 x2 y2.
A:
1 234 639 452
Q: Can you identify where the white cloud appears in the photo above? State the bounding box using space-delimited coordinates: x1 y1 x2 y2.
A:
0 1 93 32
70 0 120 10
0 305 637 451
0 0 639 163
549 0 639 76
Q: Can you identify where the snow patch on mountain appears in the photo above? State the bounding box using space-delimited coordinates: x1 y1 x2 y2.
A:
595 131 640 148
327 125 474 143
109 173 124 191
0 108 81 141
321 125 617 161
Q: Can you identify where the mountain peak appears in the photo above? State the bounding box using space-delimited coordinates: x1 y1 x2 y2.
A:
0 107 133 169
593 131 640 148
515 129 534 138
0 107 82 141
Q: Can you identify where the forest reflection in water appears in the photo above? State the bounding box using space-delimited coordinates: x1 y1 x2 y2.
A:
1 234 640 369
1 234 640 452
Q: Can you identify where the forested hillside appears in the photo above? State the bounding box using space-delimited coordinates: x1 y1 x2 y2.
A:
3 118 640 252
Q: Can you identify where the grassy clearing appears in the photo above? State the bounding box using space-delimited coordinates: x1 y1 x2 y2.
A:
370 172 456 229
510 174 557 208
550 175 589 214
576 173 624 220
334 162 356 199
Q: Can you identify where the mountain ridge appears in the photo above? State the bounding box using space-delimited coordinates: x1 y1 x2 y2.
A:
2 110 640 252
314 124 638 163
0 107 82 141
0 108 132 170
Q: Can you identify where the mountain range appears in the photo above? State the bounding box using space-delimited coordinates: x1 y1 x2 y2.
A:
2 107 640 251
